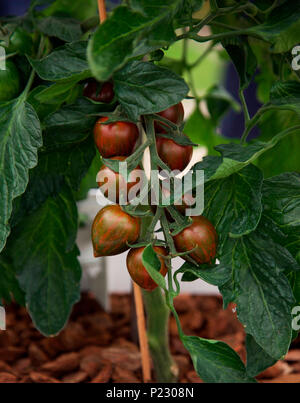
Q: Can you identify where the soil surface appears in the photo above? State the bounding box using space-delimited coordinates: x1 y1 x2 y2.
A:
0 292 299 383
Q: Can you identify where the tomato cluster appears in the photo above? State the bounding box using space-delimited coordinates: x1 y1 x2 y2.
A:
89 87 217 290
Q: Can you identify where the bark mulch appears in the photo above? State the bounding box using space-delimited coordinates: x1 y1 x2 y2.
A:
0 292 299 383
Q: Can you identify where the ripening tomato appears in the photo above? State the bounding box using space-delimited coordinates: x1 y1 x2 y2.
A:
83 79 114 103
154 102 184 133
156 137 193 172
94 117 139 158
126 246 168 290
97 157 141 203
173 216 218 264
92 205 140 257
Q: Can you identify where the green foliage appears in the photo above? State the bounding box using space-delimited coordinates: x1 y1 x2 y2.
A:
0 0 299 383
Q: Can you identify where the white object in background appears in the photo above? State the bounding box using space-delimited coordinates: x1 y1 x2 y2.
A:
0 306 6 330
77 195 110 310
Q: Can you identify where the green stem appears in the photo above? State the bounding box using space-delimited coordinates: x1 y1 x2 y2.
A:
142 288 178 383
239 89 250 124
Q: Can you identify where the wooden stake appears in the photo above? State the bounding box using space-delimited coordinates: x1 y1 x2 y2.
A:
133 282 152 383
97 0 107 23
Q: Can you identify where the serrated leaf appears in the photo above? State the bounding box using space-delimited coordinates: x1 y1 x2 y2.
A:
87 3 179 81
10 137 95 228
37 16 82 42
205 85 240 124
43 97 110 149
0 100 42 253
29 41 90 81
10 186 81 336
195 126 300 182
179 261 231 286
262 172 300 258
222 36 257 90
269 81 300 116
204 164 263 242
245 334 277 377
248 0 300 53
219 228 297 359
114 61 189 121
182 335 256 383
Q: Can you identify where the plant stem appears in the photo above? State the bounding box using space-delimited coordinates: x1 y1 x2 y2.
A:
142 288 178 383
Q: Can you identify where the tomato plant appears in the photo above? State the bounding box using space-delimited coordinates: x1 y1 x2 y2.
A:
127 246 168 291
0 0 300 385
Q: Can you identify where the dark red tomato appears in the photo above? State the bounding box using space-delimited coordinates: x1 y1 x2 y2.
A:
92 205 140 257
97 157 141 203
83 80 114 103
156 137 193 171
154 102 184 133
94 117 139 158
173 216 218 265
126 246 168 291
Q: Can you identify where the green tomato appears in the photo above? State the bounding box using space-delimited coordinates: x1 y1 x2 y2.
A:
0 60 21 102
7 28 34 55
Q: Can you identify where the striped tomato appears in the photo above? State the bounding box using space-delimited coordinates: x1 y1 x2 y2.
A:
83 80 114 103
97 157 141 203
126 246 168 291
93 117 139 158
156 137 193 172
92 205 140 257
173 216 217 265
154 102 184 133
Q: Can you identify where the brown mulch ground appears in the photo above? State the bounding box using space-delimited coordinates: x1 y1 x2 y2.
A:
0 292 299 383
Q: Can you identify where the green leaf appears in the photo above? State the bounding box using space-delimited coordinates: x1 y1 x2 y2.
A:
10 186 81 336
37 16 82 42
184 109 228 155
87 2 179 81
182 335 256 383
219 229 296 359
0 100 42 253
142 244 167 290
27 85 60 121
33 80 81 105
0 253 25 305
43 97 108 149
10 137 95 228
262 172 300 258
194 126 300 183
29 41 90 81
269 81 300 116
179 261 231 286
221 36 257 90
114 61 189 121
256 110 300 177
245 334 277 377
248 0 300 53
204 164 263 241
205 85 240 124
